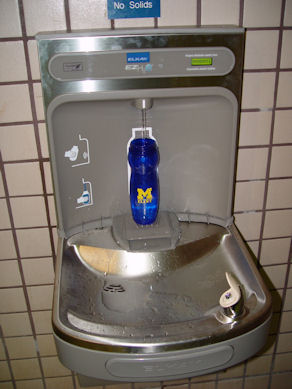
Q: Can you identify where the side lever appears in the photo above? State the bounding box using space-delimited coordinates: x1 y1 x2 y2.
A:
219 272 245 321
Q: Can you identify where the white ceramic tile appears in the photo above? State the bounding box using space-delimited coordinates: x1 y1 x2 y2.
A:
277 72 292 107
281 30 292 68
0 175 4 197
241 73 276 109
48 195 57 226
0 42 27 82
0 231 17 260
0 288 27 313
0 124 38 161
246 354 273 375
276 333 292 353
27 285 54 310
15 380 44 389
234 181 265 211
42 356 71 377
260 237 291 265
28 39 41 80
234 212 262 240
245 376 270 389
70 0 110 30
22 257 55 285
273 353 292 372
0 85 32 123
201 0 239 25
244 30 279 70
44 162 54 194
0 361 11 381
11 358 42 380
33 82 45 121
0 260 22 287
263 209 292 238
38 123 50 158
37 334 57 356
45 376 75 389
284 0 292 26
6 336 37 359
0 0 21 38
5 162 43 196
266 179 292 209
159 0 196 27
261 264 288 289
22 0 66 36
32 310 53 334
0 199 10 229
115 17 154 28
243 0 282 27
10 196 48 228
270 146 292 177
273 110 292 143
16 228 52 258
0 312 32 336
236 148 268 180
239 111 272 146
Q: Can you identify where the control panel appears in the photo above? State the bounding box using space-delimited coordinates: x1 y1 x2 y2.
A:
49 47 235 81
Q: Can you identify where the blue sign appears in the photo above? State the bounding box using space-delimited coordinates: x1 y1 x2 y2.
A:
127 52 150 63
107 0 160 19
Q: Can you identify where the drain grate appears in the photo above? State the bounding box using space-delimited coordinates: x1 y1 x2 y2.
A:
103 284 125 293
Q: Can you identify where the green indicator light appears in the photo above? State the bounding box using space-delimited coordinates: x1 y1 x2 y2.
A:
191 58 213 66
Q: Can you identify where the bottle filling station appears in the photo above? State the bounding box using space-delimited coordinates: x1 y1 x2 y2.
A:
37 28 272 385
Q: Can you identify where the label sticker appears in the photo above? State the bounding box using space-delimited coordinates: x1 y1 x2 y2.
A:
107 0 160 19
127 52 150 63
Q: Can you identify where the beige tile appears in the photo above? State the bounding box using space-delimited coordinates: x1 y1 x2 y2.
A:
0 199 10 229
28 39 41 80
217 378 243 389
234 181 265 211
0 85 32 123
284 0 292 25
271 289 283 311
0 42 27 82
277 333 292 353
27 285 54 310
273 352 292 372
270 146 292 178
0 382 14 389
6 336 37 359
0 360 11 381
239 111 272 146
0 0 21 38
271 371 292 389
263 209 292 238
22 257 54 285
260 237 291 265
288 269 292 287
42 356 71 377
236 148 268 180
261 264 288 289
16 228 52 258
241 72 275 109
277 72 292 107
0 260 22 287
280 311 292 332
0 124 38 161
32 310 53 334
246 241 259 257
45 376 75 389
5 162 43 196
38 123 50 158
11 358 41 380
70 0 110 30
201 0 239 25
0 175 4 197
273 110 292 143
48 195 57 226
246 354 272 375
16 380 44 389
23 0 66 36
281 30 292 68
0 312 32 336
37 334 57 356
33 83 45 121
267 179 292 209
134 382 164 388
44 162 54 194
105 384 132 389
244 30 279 70
234 212 262 240
218 362 244 378
115 17 154 28
0 231 16 260
0 288 27 313
10 196 48 228
243 0 282 27
244 376 270 389
283 288 292 310
0 341 5 360
159 0 196 27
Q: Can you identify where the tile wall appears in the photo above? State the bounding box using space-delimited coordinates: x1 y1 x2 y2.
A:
0 0 291 388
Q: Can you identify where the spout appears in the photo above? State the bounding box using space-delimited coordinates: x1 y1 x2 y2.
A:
219 272 244 320
133 98 153 110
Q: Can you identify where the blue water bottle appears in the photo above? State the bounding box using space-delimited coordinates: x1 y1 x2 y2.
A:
128 137 159 225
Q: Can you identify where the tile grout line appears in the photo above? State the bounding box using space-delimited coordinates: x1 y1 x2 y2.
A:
0 325 17 388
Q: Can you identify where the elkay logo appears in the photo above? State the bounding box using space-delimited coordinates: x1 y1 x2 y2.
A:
107 0 160 19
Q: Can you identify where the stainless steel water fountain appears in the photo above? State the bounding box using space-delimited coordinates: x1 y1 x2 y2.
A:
37 27 272 386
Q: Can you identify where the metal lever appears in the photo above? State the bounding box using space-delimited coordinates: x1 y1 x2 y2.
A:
219 272 244 320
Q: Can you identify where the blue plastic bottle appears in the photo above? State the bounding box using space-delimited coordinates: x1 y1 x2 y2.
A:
128 137 159 225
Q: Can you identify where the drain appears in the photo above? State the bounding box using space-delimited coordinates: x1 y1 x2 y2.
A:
103 284 125 293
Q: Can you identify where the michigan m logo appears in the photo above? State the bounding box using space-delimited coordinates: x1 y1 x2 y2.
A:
137 188 153 204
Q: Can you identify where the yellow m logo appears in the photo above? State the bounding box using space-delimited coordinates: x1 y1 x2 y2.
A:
137 188 153 204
